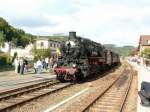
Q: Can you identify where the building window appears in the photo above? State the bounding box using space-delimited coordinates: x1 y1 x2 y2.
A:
41 42 44 47
50 43 52 47
54 43 56 48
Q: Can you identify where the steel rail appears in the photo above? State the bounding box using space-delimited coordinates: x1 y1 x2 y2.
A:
81 68 129 112
0 83 73 111
0 80 59 100
0 79 53 96
119 68 134 112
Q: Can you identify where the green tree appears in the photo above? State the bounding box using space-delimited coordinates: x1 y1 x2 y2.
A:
0 17 35 48
32 46 51 59
0 17 12 42
141 48 150 59
0 31 5 46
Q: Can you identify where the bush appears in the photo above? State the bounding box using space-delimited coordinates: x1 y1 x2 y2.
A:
141 48 150 59
32 48 51 59
0 53 11 65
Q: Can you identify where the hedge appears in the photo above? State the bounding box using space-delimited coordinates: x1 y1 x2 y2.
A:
0 53 11 65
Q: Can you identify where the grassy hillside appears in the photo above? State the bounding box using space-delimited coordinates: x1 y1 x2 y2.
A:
37 35 68 42
104 44 135 56
49 36 68 42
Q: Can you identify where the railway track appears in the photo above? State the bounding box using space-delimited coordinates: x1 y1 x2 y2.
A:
0 64 131 112
52 65 133 112
82 67 133 112
0 79 59 100
0 79 72 112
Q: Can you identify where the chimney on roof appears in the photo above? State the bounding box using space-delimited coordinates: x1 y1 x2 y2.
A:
69 31 76 39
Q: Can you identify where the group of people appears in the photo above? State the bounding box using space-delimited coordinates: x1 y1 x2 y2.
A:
14 57 28 74
14 56 57 75
129 56 150 68
33 57 55 74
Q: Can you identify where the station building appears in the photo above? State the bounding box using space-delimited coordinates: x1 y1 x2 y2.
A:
0 36 65 58
138 35 150 53
35 36 63 57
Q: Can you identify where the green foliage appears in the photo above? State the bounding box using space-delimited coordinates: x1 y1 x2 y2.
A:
0 17 14 42
11 52 17 63
0 31 5 46
141 48 150 59
104 44 135 56
0 17 35 47
0 53 11 65
49 36 68 42
37 35 67 42
32 47 51 59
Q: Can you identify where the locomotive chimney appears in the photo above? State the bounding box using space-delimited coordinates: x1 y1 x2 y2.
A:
69 31 76 39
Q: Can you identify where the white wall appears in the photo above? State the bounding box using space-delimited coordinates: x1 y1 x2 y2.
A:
10 43 33 58
0 42 10 53
36 40 49 49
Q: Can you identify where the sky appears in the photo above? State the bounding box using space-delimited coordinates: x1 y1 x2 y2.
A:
1 0 150 46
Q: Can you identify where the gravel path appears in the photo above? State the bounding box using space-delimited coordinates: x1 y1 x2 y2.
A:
10 64 125 112
122 69 138 112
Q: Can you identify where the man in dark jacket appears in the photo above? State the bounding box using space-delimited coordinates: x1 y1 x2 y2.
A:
139 81 150 106
20 58 25 75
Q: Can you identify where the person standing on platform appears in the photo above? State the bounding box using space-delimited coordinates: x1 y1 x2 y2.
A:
49 57 54 72
42 58 46 70
36 59 43 74
17 58 20 73
20 57 25 75
24 59 28 72
33 61 37 74
45 57 49 70
14 57 20 73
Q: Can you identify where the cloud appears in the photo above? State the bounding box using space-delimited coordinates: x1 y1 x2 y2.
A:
10 16 57 28
0 0 150 46
39 0 79 14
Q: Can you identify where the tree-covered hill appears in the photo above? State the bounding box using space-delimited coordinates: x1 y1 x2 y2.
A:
0 17 35 47
104 44 136 56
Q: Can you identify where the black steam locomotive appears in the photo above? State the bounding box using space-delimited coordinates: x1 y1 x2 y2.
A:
54 32 120 82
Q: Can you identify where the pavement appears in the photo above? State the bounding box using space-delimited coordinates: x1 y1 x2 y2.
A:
0 70 56 92
130 61 150 112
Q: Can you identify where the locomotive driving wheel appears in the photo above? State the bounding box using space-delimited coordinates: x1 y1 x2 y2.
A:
56 73 65 82
74 71 84 83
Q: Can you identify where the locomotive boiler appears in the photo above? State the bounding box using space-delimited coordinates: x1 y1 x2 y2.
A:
54 32 120 82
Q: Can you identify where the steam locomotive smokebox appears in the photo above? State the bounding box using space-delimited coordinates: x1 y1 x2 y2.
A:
69 31 76 39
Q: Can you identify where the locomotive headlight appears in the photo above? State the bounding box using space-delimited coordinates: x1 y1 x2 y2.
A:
72 64 77 68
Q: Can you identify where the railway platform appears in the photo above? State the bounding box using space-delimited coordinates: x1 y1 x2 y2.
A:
130 62 150 112
0 70 55 92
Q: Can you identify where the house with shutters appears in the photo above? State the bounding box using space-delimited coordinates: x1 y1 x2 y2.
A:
138 35 150 53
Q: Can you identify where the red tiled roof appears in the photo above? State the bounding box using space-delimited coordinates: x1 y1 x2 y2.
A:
139 35 150 45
